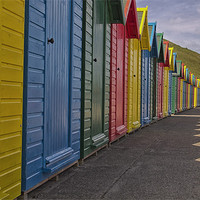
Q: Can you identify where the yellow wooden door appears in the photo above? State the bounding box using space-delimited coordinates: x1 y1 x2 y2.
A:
0 0 25 199
194 87 197 108
127 39 141 133
188 85 190 109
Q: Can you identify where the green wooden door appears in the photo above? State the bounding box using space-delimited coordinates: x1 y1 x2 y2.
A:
91 0 107 147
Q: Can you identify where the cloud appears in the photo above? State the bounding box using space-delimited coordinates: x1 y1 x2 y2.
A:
136 0 200 53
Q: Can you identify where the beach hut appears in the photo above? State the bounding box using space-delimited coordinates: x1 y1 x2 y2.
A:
171 53 178 114
182 65 187 110
110 0 139 141
189 72 193 108
168 47 174 115
163 41 170 117
175 61 182 112
22 0 83 192
186 68 190 109
179 63 185 111
81 0 128 158
156 33 165 119
148 22 158 121
127 6 150 131
0 0 25 199
137 7 151 126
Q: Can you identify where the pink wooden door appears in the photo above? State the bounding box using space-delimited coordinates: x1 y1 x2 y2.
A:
116 24 125 133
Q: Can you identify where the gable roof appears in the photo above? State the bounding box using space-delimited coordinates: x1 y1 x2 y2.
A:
189 72 192 84
156 33 165 63
137 7 151 51
180 63 185 79
186 68 190 83
126 0 139 39
108 0 132 24
184 65 187 81
148 22 158 58
173 53 177 73
168 47 174 71
163 41 169 67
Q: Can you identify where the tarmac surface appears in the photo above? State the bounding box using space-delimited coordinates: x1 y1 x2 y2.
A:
29 108 200 199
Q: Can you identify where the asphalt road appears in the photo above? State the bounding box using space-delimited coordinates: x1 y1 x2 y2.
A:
29 108 200 200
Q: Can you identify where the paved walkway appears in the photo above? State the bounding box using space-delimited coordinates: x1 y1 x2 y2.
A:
29 108 200 200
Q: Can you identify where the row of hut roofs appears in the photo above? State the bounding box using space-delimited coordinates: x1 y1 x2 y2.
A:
0 0 200 199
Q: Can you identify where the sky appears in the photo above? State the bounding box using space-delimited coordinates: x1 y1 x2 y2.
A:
135 0 200 54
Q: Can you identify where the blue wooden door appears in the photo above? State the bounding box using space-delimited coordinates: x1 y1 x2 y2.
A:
141 50 150 125
44 0 72 171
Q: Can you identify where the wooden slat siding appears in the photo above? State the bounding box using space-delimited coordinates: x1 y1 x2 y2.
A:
83 0 93 154
105 24 111 137
22 0 46 191
124 33 128 130
147 55 151 120
71 0 82 156
137 41 141 125
141 50 145 124
0 0 25 199
157 63 162 118
22 0 83 191
109 24 117 140
150 57 153 119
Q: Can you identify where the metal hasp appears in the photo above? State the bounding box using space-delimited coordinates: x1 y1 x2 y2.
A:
163 41 170 117
22 0 83 191
156 33 165 119
107 0 132 25
110 0 139 141
148 22 158 121
137 7 151 127
171 53 178 113
0 0 25 199
81 0 110 158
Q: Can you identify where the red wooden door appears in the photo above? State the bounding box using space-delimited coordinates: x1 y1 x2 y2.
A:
116 24 125 131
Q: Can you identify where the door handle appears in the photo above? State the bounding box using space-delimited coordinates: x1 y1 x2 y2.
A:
93 58 97 62
48 38 54 44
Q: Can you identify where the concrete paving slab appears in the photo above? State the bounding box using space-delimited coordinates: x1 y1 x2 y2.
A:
29 108 200 199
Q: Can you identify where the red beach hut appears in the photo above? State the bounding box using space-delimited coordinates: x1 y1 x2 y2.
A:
109 0 139 142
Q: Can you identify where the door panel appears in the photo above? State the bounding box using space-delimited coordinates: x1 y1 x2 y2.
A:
92 0 105 136
44 0 71 168
144 51 149 120
116 24 125 128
